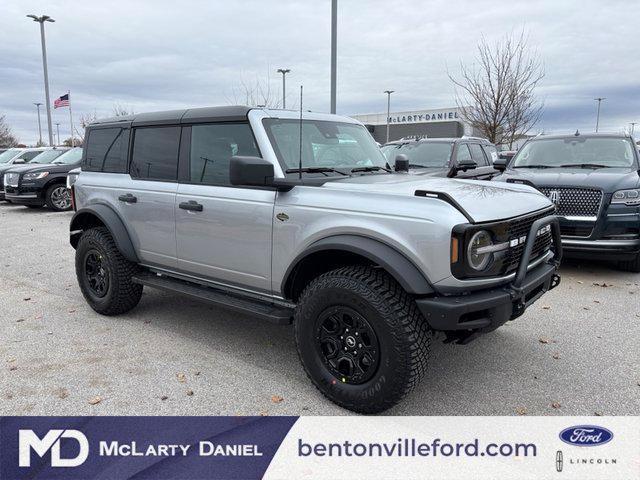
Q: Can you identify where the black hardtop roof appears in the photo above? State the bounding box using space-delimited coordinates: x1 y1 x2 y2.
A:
89 105 253 128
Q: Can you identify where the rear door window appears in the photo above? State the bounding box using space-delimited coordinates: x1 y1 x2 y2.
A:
130 126 181 181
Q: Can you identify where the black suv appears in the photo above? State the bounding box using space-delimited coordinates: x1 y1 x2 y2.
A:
493 133 640 271
383 137 500 180
4 147 82 211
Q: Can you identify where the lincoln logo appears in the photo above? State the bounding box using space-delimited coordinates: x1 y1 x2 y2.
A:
556 450 563 472
548 190 561 205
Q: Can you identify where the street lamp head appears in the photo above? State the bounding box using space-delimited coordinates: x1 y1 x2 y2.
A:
277 69 291 74
384 90 394 95
26 14 55 23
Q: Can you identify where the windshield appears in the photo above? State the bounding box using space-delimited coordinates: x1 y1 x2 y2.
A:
263 119 388 175
52 148 83 164
0 148 21 163
512 137 637 168
29 149 67 164
396 142 453 167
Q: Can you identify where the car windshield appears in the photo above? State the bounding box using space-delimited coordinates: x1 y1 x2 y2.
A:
52 148 83 164
0 148 21 163
512 137 637 168
263 119 388 175
29 149 67 164
396 142 452 168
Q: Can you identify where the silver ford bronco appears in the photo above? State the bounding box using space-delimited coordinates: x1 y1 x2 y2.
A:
70 106 561 413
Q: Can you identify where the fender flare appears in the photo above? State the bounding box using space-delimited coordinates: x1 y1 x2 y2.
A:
69 204 139 263
283 234 434 296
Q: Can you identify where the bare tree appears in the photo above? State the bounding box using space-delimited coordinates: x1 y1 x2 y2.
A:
113 103 135 116
449 32 544 146
0 115 19 147
227 71 283 108
73 111 98 144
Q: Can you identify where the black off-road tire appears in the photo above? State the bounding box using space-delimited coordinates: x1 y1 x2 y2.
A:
294 265 432 414
75 227 143 315
618 253 640 273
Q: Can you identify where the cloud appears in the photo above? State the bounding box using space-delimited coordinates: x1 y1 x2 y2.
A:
1 0 639 144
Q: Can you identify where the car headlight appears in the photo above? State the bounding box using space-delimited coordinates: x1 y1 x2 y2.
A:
467 230 494 271
23 171 49 181
66 173 79 189
611 189 640 206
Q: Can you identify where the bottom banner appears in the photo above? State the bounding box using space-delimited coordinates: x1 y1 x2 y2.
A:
0 416 637 479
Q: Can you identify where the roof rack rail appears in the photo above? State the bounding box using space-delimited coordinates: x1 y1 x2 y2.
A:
461 135 488 141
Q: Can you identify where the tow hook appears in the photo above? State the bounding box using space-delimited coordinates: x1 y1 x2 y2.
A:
550 273 561 290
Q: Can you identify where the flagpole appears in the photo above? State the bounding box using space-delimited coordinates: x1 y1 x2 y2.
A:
68 90 74 147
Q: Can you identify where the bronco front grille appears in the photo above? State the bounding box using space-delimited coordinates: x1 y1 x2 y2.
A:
505 208 555 273
537 187 602 217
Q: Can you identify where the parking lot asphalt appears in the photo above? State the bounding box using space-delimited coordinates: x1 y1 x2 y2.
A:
0 202 638 416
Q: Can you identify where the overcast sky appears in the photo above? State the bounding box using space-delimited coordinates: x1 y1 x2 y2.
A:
1 0 639 145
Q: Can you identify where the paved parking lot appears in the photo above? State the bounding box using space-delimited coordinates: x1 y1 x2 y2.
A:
1 202 638 416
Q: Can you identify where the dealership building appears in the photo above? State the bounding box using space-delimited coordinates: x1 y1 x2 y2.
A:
351 107 474 144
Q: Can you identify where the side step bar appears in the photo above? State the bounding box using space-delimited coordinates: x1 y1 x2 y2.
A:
132 272 293 325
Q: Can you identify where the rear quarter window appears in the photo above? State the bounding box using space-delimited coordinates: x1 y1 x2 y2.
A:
83 128 130 173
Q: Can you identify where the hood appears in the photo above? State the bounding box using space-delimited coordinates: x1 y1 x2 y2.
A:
323 173 552 223
498 167 640 193
4 162 80 175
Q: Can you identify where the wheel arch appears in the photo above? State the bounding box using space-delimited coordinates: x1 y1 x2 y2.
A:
282 235 434 301
69 204 139 263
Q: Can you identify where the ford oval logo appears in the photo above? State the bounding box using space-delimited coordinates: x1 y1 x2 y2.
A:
559 425 613 447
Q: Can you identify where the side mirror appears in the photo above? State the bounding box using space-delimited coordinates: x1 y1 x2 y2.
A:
229 156 275 187
454 159 477 173
13 158 26 164
493 157 508 172
394 154 409 172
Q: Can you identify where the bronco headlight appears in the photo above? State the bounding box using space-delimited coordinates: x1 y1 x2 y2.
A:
611 189 640 206
23 171 49 181
467 230 494 271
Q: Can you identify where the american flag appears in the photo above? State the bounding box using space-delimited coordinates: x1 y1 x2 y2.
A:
54 93 70 109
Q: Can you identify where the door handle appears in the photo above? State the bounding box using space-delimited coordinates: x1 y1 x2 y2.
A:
118 193 137 203
179 200 203 212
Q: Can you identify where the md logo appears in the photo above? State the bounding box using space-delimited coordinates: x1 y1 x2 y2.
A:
19 429 89 467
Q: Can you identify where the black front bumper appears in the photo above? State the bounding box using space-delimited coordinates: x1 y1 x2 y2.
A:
416 215 562 337
4 184 45 205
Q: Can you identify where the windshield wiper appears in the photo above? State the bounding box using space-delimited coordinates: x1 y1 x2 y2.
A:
285 167 349 176
560 163 610 169
350 166 391 173
513 165 557 169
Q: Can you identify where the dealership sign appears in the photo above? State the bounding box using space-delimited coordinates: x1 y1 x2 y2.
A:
388 110 461 124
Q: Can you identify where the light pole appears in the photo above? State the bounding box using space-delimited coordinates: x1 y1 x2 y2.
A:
384 90 394 143
33 102 43 145
277 69 290 109
594 97 605 133
27 14 55 146
630 122 637 136
330 0 337 113
55 123 60 145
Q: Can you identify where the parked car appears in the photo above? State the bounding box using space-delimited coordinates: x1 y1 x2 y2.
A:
498 150 517 162
4 147 81 211
0 148 56 201
493 133 639 271
66 167 81 190
384 137 500 180
70 106 561 413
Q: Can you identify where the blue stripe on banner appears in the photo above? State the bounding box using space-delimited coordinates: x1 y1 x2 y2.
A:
0 416 299 480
